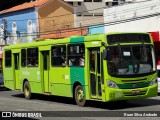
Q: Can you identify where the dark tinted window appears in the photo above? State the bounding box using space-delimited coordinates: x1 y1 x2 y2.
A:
5 50 11 67
107 34 151 44
27 48 38 67
68 44 85 67
51 46 66 67
21 49 26 67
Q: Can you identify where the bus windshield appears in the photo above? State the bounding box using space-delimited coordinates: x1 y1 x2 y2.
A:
107 45 156 77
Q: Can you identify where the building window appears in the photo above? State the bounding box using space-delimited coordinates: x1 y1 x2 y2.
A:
84 0 102 2
112 2 118 6
84 0 92 2
78 2 81 5
106 2 109 6
68 2 73 5
51 46 66 67
94 13 103 16
93 0 102 2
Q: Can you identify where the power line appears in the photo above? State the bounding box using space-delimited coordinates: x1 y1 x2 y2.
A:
5 2 160 33
6 10 160 38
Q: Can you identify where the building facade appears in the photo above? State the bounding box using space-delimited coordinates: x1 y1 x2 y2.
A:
104 0 160 33
0 0 75 45
64 0 128 27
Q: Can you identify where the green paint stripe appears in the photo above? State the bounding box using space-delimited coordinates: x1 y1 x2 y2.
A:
70 36 84 43
118 81 150 89
70 67 85 97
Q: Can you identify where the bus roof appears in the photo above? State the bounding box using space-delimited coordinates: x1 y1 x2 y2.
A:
4 32 151 50
4 33 106 50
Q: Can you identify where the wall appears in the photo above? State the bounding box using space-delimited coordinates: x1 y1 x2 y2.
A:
104 0 160 33
38 0 74 35
76 1 105 14
0 8 38 45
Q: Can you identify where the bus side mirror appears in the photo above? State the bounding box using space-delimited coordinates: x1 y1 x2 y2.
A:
103 49 107 60
154 47 158 65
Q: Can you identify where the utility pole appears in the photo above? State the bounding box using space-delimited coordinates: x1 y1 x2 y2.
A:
2 19 7 45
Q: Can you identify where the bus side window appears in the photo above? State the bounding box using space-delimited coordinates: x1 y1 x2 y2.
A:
27 48 38 67
5 50 12 67
51 46 66 67
68 44 85 67
79 53 85 66
21 49 26 67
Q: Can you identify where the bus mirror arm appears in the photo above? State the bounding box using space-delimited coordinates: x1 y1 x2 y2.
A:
103 49 107 60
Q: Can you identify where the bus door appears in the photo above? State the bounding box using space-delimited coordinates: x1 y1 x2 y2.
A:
89 48 102 99
14 53 20 90
42 51 50 93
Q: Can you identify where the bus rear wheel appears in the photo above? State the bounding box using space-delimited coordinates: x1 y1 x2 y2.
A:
23 81 31 99
74 85 86 107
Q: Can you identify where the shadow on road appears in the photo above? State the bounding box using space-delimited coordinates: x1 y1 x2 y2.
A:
0 87 10 92
12 93 75 105
12 92 160 110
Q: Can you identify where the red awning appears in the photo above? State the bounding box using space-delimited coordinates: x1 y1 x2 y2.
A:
149 32 159 42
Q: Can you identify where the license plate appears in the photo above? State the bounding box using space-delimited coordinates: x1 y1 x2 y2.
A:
132 90 140 94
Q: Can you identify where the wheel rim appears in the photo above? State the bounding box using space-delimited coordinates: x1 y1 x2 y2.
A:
77 89 84 102
24 86 29 97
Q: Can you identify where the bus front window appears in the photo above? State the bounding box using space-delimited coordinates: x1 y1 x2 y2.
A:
107 45 156 76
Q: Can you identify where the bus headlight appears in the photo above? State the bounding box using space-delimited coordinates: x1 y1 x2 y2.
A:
107 80 119 88
150 77 158 86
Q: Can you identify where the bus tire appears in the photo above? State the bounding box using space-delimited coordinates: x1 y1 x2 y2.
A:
74 85 86 107
23 81 31 99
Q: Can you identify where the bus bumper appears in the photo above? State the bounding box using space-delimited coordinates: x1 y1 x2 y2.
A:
105 84 158 102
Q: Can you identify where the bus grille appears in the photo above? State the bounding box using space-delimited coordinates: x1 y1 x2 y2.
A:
121 78 147 84
119 78 149 89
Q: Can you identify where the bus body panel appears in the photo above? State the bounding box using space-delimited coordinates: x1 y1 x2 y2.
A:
20 68 43 93
49 67 72 97
4 68 14 90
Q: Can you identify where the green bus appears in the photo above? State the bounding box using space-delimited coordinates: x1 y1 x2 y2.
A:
3 32 158 106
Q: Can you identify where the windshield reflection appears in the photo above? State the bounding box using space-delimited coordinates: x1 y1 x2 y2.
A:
107 45 156 76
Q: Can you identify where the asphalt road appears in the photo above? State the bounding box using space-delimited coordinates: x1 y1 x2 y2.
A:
0 87 160 120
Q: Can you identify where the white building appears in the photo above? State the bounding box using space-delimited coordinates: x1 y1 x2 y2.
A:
64 0 128 26
104 0 160 33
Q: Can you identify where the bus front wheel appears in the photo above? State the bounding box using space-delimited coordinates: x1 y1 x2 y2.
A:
23 81 31 99
74 85 86 107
